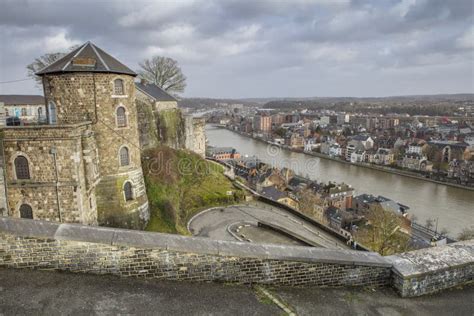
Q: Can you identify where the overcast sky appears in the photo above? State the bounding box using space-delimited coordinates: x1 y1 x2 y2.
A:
0 0 473 98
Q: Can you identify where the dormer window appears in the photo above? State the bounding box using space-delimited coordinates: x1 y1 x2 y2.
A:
114 79 124 95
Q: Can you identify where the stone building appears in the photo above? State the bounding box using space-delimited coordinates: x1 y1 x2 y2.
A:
0 95 46 124
0 42 149 229
135 80 206 156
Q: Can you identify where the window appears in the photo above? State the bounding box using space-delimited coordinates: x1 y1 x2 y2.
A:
114 79 124 95
21 108 27 116
116 106 127 127
124 181 133 201
19 204 33 219
38 107 43 117
14 156 30 180
119 146 130 166
48 101 57 124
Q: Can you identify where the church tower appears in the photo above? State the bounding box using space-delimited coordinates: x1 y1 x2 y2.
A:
36 42 149 228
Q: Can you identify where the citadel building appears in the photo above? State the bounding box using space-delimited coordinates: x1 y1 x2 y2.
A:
0 41 205 229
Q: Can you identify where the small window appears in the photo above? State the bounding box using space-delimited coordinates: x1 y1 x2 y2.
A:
119 146 130 166
116 106 127 127
19 204 33 219
14 156 30 180
48 101 57 124
114 79 124 95
124 182 133 201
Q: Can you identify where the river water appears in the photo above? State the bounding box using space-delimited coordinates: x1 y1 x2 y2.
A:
206 125 473 236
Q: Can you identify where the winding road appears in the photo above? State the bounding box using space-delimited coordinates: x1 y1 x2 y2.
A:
188 201 350 249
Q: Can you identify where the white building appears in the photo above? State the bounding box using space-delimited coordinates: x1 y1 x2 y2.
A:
0 95 46 124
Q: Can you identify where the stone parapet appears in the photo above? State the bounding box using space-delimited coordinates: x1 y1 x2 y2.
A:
0 217 390 287
1 217 472 296
387 240 474 297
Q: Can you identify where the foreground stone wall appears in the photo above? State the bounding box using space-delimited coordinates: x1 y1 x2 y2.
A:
0 218 472 296
0 217 390 287
387 240 474 297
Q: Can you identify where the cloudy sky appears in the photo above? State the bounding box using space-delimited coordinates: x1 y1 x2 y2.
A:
0 0 473 98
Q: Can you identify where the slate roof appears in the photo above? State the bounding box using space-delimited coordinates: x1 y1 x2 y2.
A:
36 42 136 76
260 186 286 201
0 95 44 105
135 82 177 102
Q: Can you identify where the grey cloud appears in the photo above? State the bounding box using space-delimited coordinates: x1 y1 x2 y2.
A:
0 0 472 97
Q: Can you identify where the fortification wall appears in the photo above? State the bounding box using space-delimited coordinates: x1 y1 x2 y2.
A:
387 241 474 297
2 124 98 224
0 218 471 297
0 217 390 287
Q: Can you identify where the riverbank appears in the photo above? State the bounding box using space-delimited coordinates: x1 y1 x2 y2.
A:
221 126 474 192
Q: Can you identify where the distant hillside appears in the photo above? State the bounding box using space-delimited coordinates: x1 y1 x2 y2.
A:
178 94 474 111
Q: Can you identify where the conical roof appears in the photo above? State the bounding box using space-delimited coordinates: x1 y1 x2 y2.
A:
35 41 136 76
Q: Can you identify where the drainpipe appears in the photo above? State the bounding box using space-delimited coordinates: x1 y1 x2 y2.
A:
0 138 9 216
50 147 62 222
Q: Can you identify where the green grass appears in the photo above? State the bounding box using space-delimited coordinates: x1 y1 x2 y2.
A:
143 145 243 234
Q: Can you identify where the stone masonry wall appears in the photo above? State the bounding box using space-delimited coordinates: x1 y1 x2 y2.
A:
2 124 98 225
43 72 148 228
387 240 474 297
0 217 391 287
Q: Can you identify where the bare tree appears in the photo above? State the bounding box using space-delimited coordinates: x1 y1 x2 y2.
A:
137 56 186 94
26 45 79 86
457 226 474 241
356 207 411 255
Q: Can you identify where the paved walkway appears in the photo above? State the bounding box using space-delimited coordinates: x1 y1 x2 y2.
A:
1 268 472 315
188 202 349 249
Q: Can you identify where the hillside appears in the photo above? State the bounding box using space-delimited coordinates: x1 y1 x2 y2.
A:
142 146 243 234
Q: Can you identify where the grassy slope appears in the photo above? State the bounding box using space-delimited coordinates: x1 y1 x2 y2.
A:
142 146 243 235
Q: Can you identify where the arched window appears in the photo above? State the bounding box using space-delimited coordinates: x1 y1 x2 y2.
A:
124 181 133 201
48 101 57 124
116 106 127 127
119 146 130 166
114 79 124 95
14 156 30 180
19 204 33 219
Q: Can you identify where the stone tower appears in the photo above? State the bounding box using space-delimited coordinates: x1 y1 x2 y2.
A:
36 42 149 229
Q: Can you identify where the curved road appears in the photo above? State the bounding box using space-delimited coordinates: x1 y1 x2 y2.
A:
188 201 349 250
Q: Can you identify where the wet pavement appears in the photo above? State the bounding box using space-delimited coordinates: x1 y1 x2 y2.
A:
1 268 473 315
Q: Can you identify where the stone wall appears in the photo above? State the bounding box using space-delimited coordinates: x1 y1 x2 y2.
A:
184 115 206 157
2 123 98 225
0 217 391 287
43 72 149 229
156 101 177 112
387 240 474 297
135 92 159 150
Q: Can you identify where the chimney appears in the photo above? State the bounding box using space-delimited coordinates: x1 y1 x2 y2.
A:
140 78 148 85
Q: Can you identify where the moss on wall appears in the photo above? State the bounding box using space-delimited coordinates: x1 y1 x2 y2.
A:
155 109 186 149
142 146 244 234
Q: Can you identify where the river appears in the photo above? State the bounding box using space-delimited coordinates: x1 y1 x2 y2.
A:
206 125 473 236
